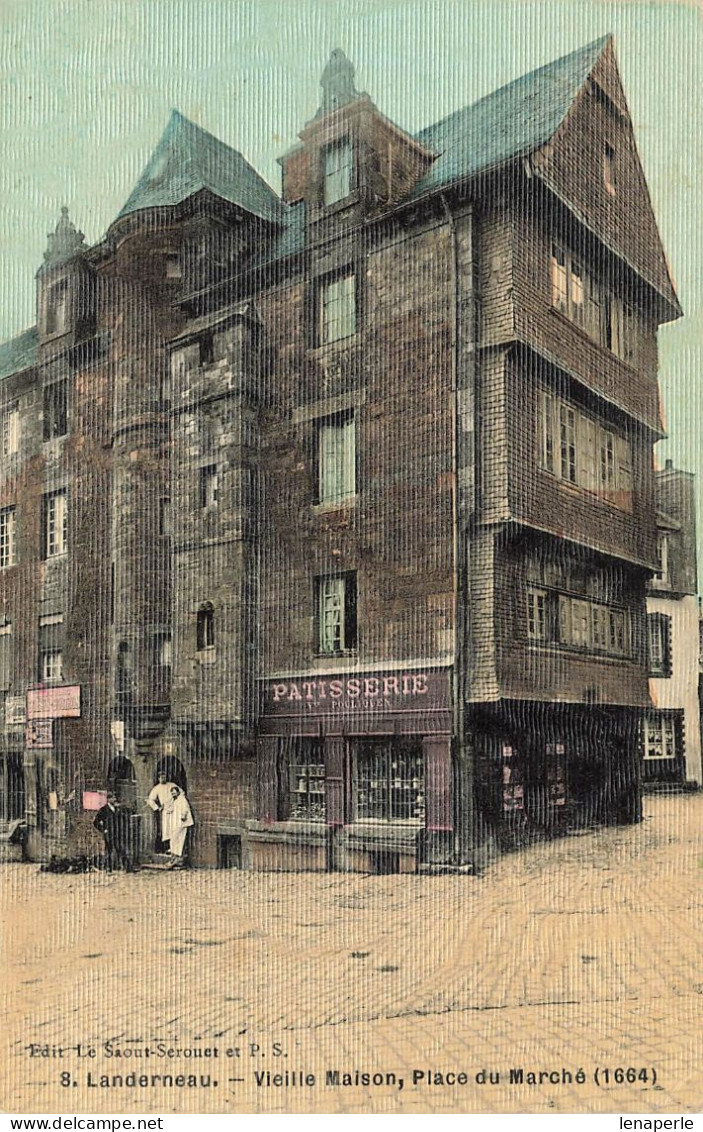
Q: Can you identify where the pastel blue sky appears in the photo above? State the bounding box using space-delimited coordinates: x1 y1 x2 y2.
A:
1 0 700 543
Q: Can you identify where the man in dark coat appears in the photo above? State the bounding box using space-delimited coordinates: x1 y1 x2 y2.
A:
94 793 135 872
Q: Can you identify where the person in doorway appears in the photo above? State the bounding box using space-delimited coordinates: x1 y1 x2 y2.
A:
162 785 194 868
147 770 176 852
94 792 135 872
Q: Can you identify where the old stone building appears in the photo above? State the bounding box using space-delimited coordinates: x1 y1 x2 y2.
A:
0 37 683 870
644 462 700 788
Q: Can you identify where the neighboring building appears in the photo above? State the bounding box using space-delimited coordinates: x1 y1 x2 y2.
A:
0 37 683 871
644 462 701 788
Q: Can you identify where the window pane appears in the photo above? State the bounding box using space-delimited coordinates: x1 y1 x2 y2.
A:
2 408 19 456
321 273 356 344
541 392 555 473
41 649 63 683
44 491 67 557
356 743 424 821
0 508 16 568
318 577 345 653
289 742 325 820
644 714 677 759
324 140 352 205
551 248 567 311
559 405 576 483
318 413 355 502
527 588 547 640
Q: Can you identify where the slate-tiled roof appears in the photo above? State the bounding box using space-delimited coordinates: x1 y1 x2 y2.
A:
0 326 37 381
412 36 609 196
116 110 288 225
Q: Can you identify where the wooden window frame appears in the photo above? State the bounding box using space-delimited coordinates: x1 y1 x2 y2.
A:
42 490 68 559
315 411 356 504
322 138 353 206
315 572 357 656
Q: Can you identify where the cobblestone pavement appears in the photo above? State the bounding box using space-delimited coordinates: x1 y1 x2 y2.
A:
1 794 701 1115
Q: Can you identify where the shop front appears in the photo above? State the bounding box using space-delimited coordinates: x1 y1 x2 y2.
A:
239 665 454 873
472 701 642 850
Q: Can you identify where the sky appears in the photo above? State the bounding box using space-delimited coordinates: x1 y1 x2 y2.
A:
0 0 701 545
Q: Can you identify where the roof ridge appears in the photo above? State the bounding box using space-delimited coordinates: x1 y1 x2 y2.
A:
416 34 610 141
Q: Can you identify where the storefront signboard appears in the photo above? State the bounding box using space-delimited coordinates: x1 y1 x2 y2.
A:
264 669 450 717
26 685 81 720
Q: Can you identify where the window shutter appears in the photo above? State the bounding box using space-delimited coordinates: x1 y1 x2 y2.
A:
661 615 672 678
344 574 357 650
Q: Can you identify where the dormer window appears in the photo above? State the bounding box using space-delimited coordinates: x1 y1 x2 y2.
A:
46 280 68 336
323 139 353 205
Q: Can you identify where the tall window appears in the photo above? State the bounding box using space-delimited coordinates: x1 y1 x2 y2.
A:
2 406 19 456
643 713 677 760
316 412 356 503
289 741 325 820
199 465 218 508
46 281 68 336
0 507 16 569
43 380 68 440
355 741 425 822
527 587 547 641
43 490 67 558
38 613 64 684
316 573 357 654
558 404 577 484
319 272 356 345
323 139 353 205
541 391 632 509
196 603 215 651
648 613 672 677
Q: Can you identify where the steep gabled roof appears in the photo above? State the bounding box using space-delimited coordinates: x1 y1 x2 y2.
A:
116 110 288 225
0 326 37 381
413 36 609 194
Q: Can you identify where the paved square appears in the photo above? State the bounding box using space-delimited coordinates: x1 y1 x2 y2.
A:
1 794 701 1114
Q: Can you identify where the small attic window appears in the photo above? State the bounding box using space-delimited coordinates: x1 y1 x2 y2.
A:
603 143 617 196
165 253 182 280
46 280 68 336
323 139 353 206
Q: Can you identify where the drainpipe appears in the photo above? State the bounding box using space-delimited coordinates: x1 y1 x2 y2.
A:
441 192 476 873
